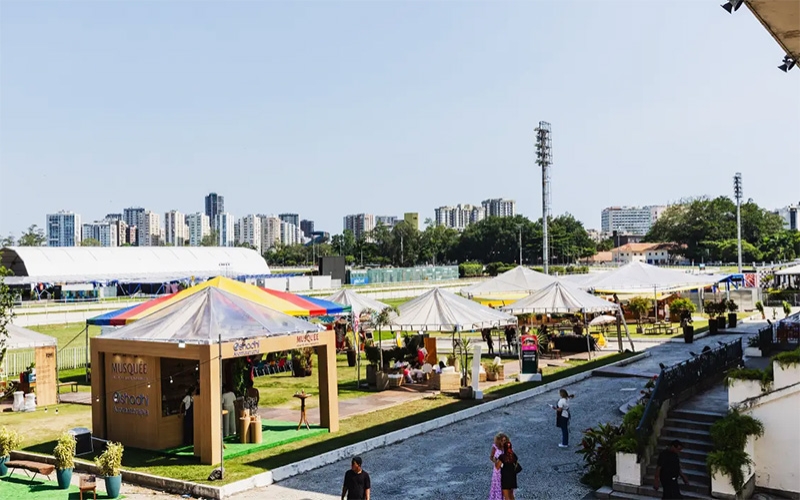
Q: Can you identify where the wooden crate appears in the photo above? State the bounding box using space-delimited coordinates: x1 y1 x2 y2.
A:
429 372 461 392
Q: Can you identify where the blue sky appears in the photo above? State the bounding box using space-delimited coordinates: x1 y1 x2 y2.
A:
1 0 798 238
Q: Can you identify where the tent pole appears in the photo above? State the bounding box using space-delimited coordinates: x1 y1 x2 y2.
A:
654 286 658 322
620 314 635 352
83 325 90 383
616 310 623 353
583 308 591 360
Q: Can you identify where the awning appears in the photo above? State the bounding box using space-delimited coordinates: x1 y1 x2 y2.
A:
500 280 621 315
462 266 557 299
6 324 58 350
324 289 389 317
567 261 723 294
389 287 517 331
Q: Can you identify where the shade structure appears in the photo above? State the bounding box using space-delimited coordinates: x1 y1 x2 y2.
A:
589 315 618 326
389 287 517 331
87 276 349 325
567 261 722 294
99 286 322 344
323 289 389 317
462 266 558 299
500 280 621 315
5 324 57 350
776 264 800 276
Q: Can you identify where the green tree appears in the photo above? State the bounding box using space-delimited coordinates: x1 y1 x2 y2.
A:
420 224 459 265
1 235 14 247
596 238 614 252
0 266 15 372
18 225 45 246
200 230 219 247
81 238 102 247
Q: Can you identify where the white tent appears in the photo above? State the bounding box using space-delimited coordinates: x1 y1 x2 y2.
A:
776 264 800 276
324 289 389 317
500 281 620 315
462 266 557 298
389 287 517 331
569 261 722 294
6 324 57 350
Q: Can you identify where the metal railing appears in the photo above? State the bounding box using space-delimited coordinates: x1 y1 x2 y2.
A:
758 324 775 355
635 338 743 459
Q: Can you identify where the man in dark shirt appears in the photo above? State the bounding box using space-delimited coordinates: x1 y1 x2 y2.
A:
342 456 371 500
654 440 689 499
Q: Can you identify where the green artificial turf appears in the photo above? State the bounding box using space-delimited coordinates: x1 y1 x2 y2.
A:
0 472 123 499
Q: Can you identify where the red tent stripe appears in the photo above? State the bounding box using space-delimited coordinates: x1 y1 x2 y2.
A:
258 288 325 316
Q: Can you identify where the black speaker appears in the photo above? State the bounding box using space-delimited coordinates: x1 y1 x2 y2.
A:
319 256 345 282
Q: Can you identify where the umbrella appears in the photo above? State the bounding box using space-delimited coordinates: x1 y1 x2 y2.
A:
589 315 617 326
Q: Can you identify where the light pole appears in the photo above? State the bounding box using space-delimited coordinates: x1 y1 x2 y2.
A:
400 234 404 267
734 173 743 273
518 226 522 265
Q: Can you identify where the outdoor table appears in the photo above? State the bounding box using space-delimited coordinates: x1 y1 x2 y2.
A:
294 391 311 430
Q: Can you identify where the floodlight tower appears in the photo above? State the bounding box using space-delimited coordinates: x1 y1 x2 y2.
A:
535 121 552 274
734 172 743 273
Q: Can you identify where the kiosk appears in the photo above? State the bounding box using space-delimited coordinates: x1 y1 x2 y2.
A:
4 325 58 407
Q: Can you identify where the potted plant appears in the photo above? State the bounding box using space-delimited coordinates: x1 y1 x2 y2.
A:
484 359 502 381
290 348 313 377
772 348 800 389
0 426 22 476
707 411 763 499
705 300 719 334
755 301 765 320
726 300 739 328
783 300 792 318
670 298 696 343
344 337 356 368
716 300 728 330
628 297 652 334
95 442 124 499
53 431 76 489
364 344 381 386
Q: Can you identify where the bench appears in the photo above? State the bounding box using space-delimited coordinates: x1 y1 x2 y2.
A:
4 460 55 482
59 381 79 393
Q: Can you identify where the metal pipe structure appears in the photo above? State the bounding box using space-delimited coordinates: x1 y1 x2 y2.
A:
535 122 552 274
734 172 743 274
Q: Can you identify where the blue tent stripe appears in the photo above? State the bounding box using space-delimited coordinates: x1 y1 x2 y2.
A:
87 304 138 326
299 295 350 315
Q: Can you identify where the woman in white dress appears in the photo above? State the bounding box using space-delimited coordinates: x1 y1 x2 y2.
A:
489 433 508 500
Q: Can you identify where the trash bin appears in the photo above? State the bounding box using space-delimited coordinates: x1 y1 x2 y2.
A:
12 391 24 412
69 427 94 456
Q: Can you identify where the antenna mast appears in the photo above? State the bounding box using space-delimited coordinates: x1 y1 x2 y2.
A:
535 121 552 274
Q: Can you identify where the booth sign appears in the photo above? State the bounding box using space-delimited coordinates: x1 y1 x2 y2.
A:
520 335 539 375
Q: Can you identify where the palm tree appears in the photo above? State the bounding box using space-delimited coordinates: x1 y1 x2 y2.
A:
371 306 399 369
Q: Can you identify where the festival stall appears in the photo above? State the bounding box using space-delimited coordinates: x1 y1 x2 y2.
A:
462 266 557 306
2 325 58 407
90 282 338 466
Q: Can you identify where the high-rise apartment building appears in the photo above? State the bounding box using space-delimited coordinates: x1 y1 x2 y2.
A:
238 214 262 253
215 212 235 247
82 221 118 247
259 215 282 251
186 213 210 246
404 212 420 231
47 211 82 247
481 198 516 218
280 221 303 246
279 213 300 227
300 219 315 238
376 215 398 228
601 206 666 236
164 210 188 246
776 204 799 231
139 211 162 246
105 213 123 222
127 226 137 246
122 207 145 244
205 193 225 223
343 214 375 241
434 205 485 230
114 219 129 246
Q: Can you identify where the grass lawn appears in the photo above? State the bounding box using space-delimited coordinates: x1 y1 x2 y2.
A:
17 351 635 485
625 320 710 339
27 323 102 348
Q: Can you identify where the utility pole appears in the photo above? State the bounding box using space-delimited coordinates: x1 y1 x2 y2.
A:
734 173 743 273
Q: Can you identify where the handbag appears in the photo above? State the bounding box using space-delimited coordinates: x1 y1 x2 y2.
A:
515 461 523 473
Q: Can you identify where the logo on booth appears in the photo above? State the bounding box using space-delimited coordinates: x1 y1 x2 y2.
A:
296 332 320 347
233 339 260 356
112 391 150 417
111 360 148 381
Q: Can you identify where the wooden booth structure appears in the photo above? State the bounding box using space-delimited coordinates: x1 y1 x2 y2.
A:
90 285 339 465
4 325 58 407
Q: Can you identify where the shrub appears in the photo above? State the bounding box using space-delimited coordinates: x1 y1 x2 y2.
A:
746 336 759 348
755 301 764 314
95 442 124 477
707 412 764 494
458 262 483 278
0 426 22 457
783 301 792 318
773 348 800 368
577 422 625 488
485 262 509 276
726 300 739 313
53 432 76 470
726 367 773 391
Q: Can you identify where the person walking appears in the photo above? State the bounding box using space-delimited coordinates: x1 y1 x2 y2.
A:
654 440 689 499
494 440 519 500
342 456 371 500
551 389 575 448
485 328 495 355
488 433 507 500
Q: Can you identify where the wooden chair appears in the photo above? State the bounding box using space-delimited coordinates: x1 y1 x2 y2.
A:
79 475 97 500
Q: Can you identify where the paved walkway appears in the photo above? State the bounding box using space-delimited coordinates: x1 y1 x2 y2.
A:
230 327 757 500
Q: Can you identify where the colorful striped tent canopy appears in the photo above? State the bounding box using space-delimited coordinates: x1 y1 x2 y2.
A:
87 276 350 326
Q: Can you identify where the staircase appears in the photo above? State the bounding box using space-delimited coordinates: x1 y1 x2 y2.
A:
609 408 724 499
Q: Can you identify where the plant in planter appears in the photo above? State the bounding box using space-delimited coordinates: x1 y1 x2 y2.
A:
484 358 503 381
783 300 792 318
726 300 739 328
707 411 763 497
755 301 765 319
0 426 22 476
577 422 626 489
670 298 696 343
53 431 76 489
344 337 357 367
772 348 800 388
363 344 381 386
95 442 124 499
627 297 652 334
726 367 773 404
716 300 729 330
705 300 720 334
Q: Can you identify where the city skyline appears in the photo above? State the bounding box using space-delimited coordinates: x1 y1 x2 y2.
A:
1 2 798 238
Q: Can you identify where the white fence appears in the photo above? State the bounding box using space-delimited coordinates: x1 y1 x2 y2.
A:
2 346 88 377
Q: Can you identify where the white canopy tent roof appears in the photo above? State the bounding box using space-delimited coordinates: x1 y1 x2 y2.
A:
389 287 517 331
99 286 321 344
0 246 271 285
776 264 800 276
500 280 621 315
462 266 557 298
564 261 723 294
6 324 58 350
323 289 389 317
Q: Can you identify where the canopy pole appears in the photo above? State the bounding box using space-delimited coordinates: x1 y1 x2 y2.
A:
83 325 90 383
620 314 635 352
654 286 658 322
583 308 591 360
616 310 623 353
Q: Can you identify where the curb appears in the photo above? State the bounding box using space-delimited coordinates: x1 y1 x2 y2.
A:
220 351 651 497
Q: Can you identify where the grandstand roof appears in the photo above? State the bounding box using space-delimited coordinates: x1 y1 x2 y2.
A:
0 246 270 285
